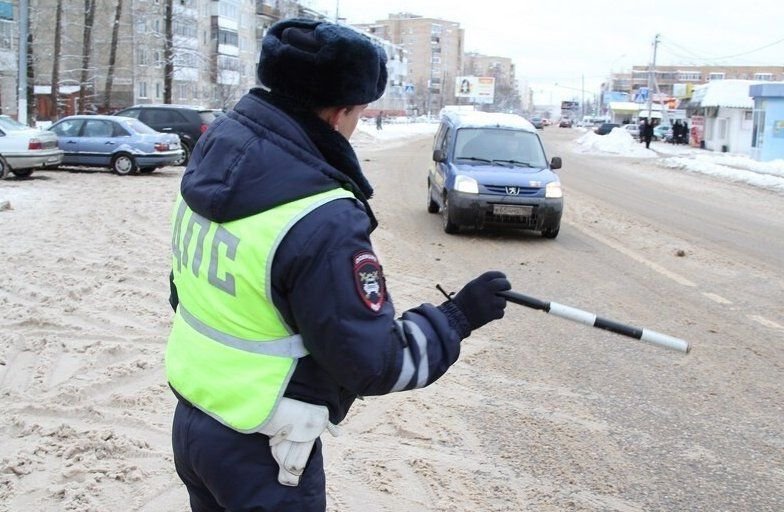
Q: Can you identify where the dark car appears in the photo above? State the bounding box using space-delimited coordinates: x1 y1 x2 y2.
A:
529 116 545 129
594 122 620 135
113 105 218 166
558 118 573 128
427 111 563 238
48 115 183 175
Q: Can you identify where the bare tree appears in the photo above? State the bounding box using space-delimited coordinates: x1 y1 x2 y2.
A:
26 31 35 122
102 0 123 112
50 0 63 120
163 0 173 103
78 0 96 113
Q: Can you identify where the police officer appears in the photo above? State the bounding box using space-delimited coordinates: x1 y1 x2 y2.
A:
166 17 511 511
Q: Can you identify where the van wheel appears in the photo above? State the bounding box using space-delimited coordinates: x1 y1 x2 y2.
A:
427 181 439 213
111 153 137 175
441 196 459 234
542 226 560 239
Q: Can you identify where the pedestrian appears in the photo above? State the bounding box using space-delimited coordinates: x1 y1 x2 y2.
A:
166 17 511 512
672 120 682 144
642 118 654 149
681 120 689 145
375 111 383 130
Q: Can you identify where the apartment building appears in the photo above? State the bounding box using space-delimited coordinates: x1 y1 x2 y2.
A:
610 65 784 98
462 52 519 111
0 1 15 115
0 0 322 120
358 13 464 116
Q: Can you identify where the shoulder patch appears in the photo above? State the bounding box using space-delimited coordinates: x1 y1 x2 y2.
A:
352 251 386 313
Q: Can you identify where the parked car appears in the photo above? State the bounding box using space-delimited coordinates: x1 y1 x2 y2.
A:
622 123 640 139
48 115 183 175
113 104 219 166
653 124 672 142
427 111 563 238
594 123 620 135
529 116 545 129
0 115 63 178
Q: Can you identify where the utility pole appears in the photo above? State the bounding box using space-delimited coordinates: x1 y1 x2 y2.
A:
581 73 585 119
17 0 29 124
646 33 660 123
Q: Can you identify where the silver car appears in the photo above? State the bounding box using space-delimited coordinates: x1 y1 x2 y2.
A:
0 115 63 178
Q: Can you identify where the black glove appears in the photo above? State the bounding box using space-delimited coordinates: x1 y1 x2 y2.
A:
451 271 511 331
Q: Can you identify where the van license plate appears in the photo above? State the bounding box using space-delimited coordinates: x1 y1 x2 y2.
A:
493 205 532 217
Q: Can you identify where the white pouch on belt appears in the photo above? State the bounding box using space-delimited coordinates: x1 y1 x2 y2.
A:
258 397 331 486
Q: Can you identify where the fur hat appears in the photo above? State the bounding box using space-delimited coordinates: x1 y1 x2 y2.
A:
258 18 388 108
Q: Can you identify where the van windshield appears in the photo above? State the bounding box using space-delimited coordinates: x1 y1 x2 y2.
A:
454 128 548 168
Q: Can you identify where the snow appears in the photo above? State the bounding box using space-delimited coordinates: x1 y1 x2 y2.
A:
692 79 763 109
352 120 784 194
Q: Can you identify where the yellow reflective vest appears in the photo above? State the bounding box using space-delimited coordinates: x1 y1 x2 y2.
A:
166 187 355 433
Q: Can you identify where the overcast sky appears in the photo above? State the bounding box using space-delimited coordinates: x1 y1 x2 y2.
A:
305 0 784 105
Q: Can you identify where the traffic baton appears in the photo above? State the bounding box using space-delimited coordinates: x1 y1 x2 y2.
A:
497 290 690 354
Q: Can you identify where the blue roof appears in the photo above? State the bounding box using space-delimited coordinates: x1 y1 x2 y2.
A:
749 82 784 98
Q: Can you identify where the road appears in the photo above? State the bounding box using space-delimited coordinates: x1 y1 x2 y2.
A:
0 129 780 511
335 129 784 511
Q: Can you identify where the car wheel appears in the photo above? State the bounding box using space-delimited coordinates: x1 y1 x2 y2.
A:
174 142 191 167
542 226 560 239
0 155 9 178
427 181 439 213
111 153 137 176
441 195 459 234
10 168 34 178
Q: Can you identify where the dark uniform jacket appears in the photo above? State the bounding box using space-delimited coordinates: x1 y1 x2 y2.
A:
169 88 470 424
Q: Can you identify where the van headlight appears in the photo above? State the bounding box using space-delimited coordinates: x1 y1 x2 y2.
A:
545 182 563 198
454 175 479 194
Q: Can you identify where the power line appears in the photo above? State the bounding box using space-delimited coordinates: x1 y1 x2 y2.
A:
661 34 784 63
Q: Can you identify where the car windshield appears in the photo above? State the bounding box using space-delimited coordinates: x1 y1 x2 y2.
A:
454 128 547 168
0 116 29 131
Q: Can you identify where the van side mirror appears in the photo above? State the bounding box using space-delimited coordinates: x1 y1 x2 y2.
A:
432 149 446 162
550 156 562 170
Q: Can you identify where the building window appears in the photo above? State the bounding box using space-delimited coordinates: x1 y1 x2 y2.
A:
218 29 238 47
0 20 12 50
219 0 240 19
155 82 161 99
139 81 148 98
708 72 725 81
137 48 149 66
677 71 701 81
754 73 773 81
174 19 197 39
716 118 728 139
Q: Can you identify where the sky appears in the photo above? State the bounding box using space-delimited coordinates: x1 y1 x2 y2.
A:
305 0 784 106
351 120 784 193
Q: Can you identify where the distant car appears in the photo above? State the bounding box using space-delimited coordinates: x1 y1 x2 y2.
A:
529 116 545 129
428 110 563 238
0 115 63 178
653 124 672 142
48 115 183 175
558 118 573 128
113 104 219 166
594 123 620 135
622 124 640 139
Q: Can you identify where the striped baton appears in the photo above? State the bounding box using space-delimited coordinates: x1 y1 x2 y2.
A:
497 290 690 353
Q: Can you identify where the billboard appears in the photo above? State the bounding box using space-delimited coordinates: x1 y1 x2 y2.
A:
455 76 495 104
